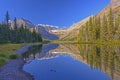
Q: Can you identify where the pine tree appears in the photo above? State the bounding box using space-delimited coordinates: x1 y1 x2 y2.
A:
0 12 42 44
14 17 17 30
100 14 108 41
114 12 120 40
5 11 10 26
107 8 114 41
95 17 101 40
88 17 93 41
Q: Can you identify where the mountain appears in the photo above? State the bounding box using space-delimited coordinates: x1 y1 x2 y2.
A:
56 0 120 41
36 24 59 40
10 18 35 29
37 24 58 32
97 0 120 17
9 18 59 40
57 16 92 41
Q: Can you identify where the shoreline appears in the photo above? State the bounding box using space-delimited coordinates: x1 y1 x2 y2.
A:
0 45 34 80
19 58 34 80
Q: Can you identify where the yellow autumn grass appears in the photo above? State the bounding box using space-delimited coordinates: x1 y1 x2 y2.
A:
0 43 25 67
0 43 25 53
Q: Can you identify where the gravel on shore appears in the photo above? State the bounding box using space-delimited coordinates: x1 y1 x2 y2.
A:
0 45 34 80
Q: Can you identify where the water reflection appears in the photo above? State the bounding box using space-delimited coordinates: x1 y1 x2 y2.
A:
23 44 59 62
23 43 120 80
77 44 120 80
23 44 42 63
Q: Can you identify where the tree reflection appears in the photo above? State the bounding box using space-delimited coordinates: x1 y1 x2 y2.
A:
23 44 42 62
78 44 120 80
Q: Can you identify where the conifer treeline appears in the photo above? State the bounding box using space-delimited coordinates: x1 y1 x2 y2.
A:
0 11 42 43
78 44 120 79
78 9 120 42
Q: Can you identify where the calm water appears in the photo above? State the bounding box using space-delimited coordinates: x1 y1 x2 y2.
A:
23 43 120 80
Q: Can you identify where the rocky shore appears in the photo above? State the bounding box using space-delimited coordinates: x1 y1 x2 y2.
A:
0 45 34 80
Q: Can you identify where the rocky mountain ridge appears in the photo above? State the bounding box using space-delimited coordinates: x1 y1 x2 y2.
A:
57 0 120 41
36 24 59 40
97 0 120 17
57 16 92 40
9 18 35 29
6 0 120 41
9 18 59 40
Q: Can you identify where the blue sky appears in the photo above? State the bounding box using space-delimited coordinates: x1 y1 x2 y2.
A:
0 0 110 28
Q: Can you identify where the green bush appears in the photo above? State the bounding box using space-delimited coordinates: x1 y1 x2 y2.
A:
0 53 7 58
0 57 8 67
9 53 19 59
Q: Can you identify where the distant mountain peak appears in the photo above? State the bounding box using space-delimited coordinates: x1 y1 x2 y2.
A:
37 24 59 28
37 25 59 40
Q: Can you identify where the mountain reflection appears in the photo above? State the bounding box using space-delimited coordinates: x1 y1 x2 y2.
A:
23 44 59 62
23 44 42 62
23 43 120 80
77 44 120 80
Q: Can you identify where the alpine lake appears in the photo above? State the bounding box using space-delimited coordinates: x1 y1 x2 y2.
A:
22 43 120 80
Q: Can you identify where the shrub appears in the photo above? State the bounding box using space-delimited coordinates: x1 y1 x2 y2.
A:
9 53 19 59
0 57 8 67
0 53 7 57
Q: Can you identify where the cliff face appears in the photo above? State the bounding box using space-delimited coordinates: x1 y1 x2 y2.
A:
97 0 120 17
36 25 59 40
58 16 91 40
110 0 120 7
111 0 119 3
10 18 35 29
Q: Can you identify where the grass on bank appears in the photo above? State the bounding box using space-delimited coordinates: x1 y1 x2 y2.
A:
0 43 25 67
74 40 120 46
54 39 120 46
